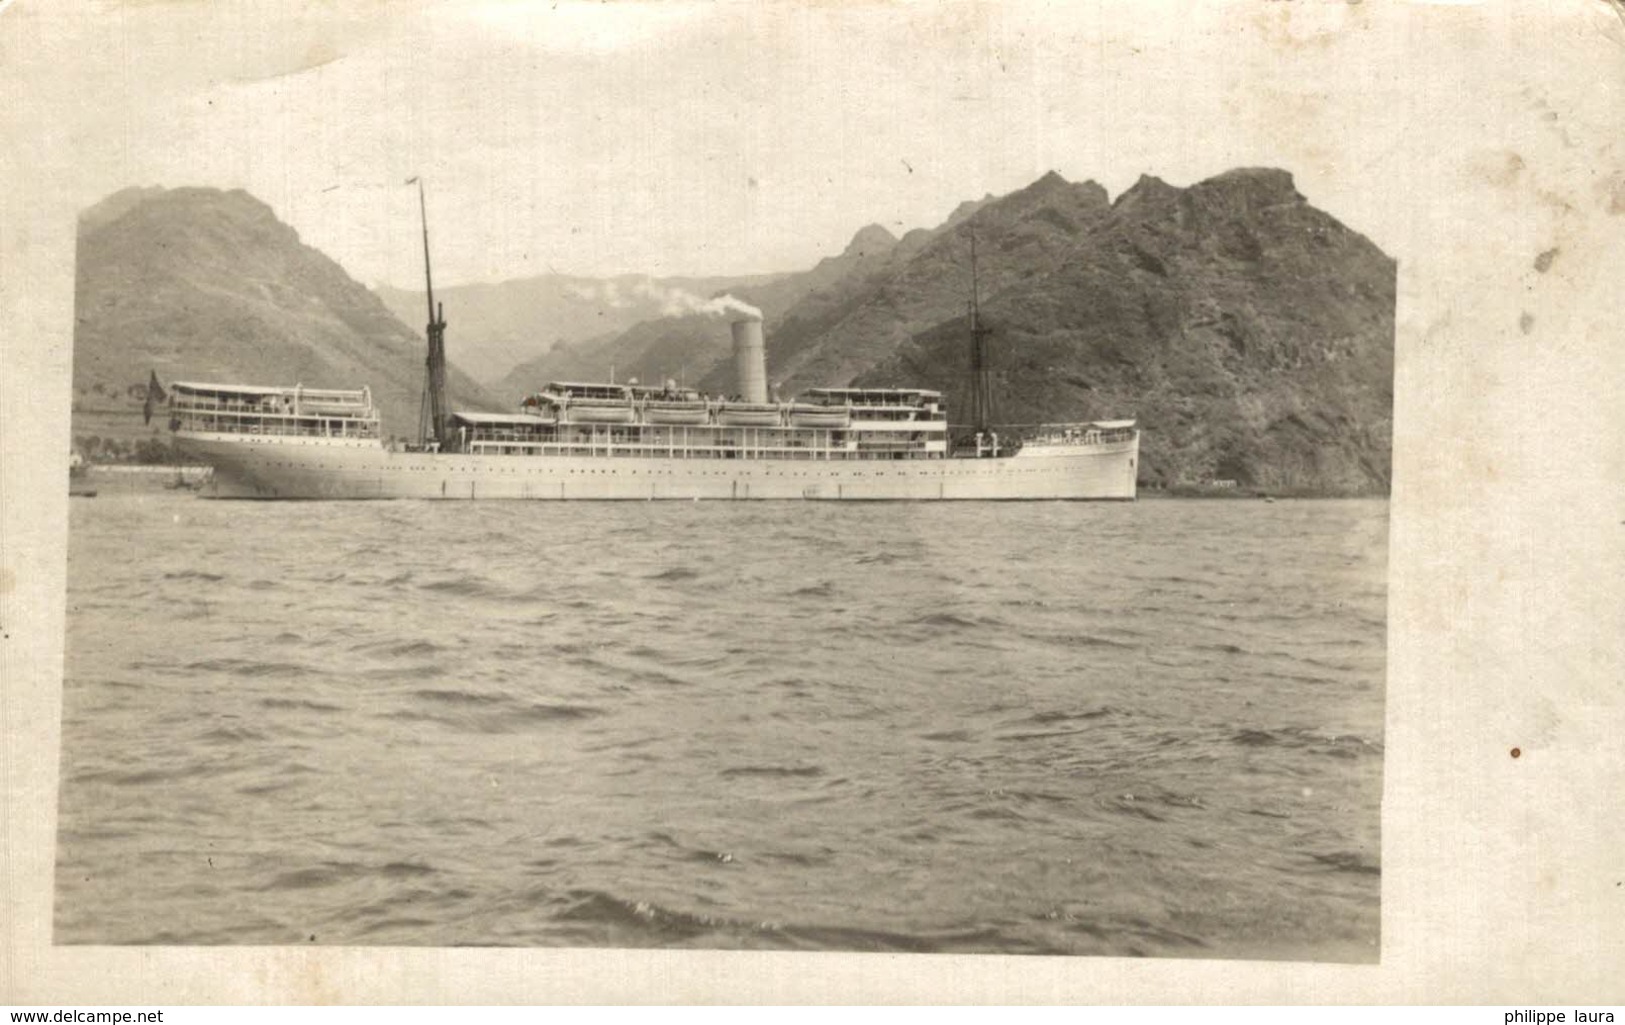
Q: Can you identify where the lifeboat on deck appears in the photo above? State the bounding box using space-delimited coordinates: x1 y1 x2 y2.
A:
715 402 782 427
788 403 851 428
643 400 711 425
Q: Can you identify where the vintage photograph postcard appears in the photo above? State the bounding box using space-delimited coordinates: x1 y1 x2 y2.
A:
2 0 1621 1005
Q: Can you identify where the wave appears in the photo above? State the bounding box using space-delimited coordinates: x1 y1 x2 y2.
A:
411 688 511 706
355 916 438 937
1100 793 1169 822
1054 914 1210 953
362 663 445 682
73 753 270 786
1232 728 1278 747
719 765 824 779
512 702 605 722
1022 707 1119 725
1095 786 1207 822
907 611 992 630
260 861 371 891
553 889 715 941
1032 631 1137 650
354 639 446 658
1230 726 1383 758
920 728 976 742
1308 850 1381 875
183 657 313 679
1003 728 1099 742
647 566 701 582
388 689 605 733
195 724 267 744
621 666 692 688
544 889 1019 955
261 864 442 896
237 779 302 796
854 551 904 565
418 575 507 599
759 849 835 868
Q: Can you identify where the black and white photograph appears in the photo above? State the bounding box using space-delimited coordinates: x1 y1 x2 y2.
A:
4 0 1623 1006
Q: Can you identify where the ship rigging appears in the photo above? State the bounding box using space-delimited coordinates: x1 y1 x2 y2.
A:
965 232 1000 458
409 176 451 452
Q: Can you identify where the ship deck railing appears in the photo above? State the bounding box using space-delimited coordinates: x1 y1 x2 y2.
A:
171 400 377 420
950 422 1138 446
523 398 946 427
1021 428 1137 445
462 440 946 460
173 414 381 440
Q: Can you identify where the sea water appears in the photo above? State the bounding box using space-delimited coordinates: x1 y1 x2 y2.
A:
56 495 1386 959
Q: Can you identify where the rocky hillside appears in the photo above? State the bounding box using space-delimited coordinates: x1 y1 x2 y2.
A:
854 169 1395 492
74 187 500 443
704 172 1114 397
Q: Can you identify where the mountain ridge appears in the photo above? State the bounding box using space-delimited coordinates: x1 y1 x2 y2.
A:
853 167 1394 491
74 186 501 444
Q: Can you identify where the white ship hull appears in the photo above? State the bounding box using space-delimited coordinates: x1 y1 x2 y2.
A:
176 432 1139 501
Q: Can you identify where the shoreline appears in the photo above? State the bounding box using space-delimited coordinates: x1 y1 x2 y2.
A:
1139 486 1389 501
75 462 1388 501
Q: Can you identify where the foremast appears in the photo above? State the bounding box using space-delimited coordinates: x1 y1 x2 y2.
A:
967 233 998 457
410 176 450 451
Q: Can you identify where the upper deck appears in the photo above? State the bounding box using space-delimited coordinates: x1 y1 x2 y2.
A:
169 382 381 439
800 388 947 423
1022 420 1139 446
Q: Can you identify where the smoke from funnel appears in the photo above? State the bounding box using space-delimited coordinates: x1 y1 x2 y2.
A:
730 319 768 404
633 281 761 321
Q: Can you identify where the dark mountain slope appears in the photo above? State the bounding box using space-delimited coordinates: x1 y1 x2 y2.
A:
74 187 500 442
858 168 1395 492
721 172 1113 396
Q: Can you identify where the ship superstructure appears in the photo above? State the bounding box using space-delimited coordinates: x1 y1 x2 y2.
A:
468 381 947 461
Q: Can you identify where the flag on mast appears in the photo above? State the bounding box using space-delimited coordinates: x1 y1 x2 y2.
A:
142 370 167 425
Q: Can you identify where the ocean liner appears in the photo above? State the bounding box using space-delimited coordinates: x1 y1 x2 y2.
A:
164 185 1138 501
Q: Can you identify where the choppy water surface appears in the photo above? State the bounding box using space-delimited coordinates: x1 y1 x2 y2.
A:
57 496 1385 959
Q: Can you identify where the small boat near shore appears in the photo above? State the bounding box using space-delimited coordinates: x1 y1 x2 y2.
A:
68 452 97 497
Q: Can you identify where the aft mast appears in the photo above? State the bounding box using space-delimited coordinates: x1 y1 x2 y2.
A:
409 176 450 451
967 233 997 455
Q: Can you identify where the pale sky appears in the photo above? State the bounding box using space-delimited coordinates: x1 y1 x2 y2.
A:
5 0 1623 293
